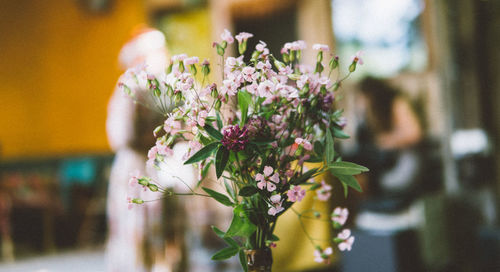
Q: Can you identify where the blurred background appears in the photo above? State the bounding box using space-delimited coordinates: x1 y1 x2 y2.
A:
1 0 500 271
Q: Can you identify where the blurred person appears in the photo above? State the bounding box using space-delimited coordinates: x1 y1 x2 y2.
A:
105 26 180 272
353 76 423 199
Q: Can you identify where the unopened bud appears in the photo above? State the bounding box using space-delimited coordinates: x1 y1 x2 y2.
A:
153 125 163 137
215 100 222 111
238 41 247 55
311 97 318 107
148 184 159 192
154 88 161 97
329 56 339 70
179 62 185 73
167 85 174 96
349 62 357 73
317 51 323 62
190 64 197 76
315 62 324 74
282 53 290 63
132 198 144 204
174 92 182 104
216 43 225 56
166 63 173 74
298 104 304 114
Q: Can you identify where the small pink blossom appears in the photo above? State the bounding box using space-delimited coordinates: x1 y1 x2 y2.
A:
268 194 284 216
332 207 349 226
337 229 355 251
256 41 267 52
314 247 333 264
316 180 332 201
256 166 278 192
197 110 208 127
183 56 199 66
352 50 364 65
164 116 181 134
128 170 141 187
295 138 313 151
235 32 253 43
287 185 306 202
221 29 234 44
171 54 188 62
156 141 173 156
312 43 330 52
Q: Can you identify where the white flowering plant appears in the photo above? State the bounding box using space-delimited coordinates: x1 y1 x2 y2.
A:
121 29 367 270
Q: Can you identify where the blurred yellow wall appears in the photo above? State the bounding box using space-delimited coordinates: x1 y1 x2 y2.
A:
0 0 146 159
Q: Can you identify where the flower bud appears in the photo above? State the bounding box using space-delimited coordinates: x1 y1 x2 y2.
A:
166 135 174 146
174 92 182 104
138 178 149 186
201 60 210 76
251 50 260 61
311 97 318 107
238 41 247 55
349 62 357 73
221 41 227 49
179 62 185 73
154 88 161 97
190 64 197 76
314 211 321 218
216 43 225 56
215 100 222 111
147 184 159 192
298 104 304 114
329 56 339 70
296 50 302 60
282 52 290 63
317 51 323 62
153 125 163 137
132 198 144 204
289 50 296 62
315 62 324 74
211 88 218 98
167 85 174 96
166 63 173 74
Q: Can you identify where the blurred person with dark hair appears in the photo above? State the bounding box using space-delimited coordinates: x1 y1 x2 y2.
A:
354 77 423 199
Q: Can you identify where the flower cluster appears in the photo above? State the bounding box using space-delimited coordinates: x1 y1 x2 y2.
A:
121 29 368 269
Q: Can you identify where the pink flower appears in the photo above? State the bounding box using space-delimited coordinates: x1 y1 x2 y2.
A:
312 43 330 52
257 80 275 98
221 29 234 44
287 185 306 202
235 32 253 43
171 54 188 62
314 247 333 264
256 41 267 52
316 180 332 201
268 194 284 216
164 116 182 134
197 110 208 127
352 50 364 65
294 138 313 151
128 170 141 187
256 166 279 192
332 207 349 226
183 56 199 66
337 229 355 251
156 141 174 156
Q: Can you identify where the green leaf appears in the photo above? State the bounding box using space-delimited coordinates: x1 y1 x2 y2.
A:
314 141 324 157
270 234 280 241
333 173 363 193
184 142 219 164
238 90 252 125
333 127 350 139
215 146 230 179
224 179 236 201
204 124 223 141
225 205 257 237
325 129 335 163
216 112 223 129
290 168 318 185
197 161 213 187
239 185 258 197
328 161 369 175
202 187 233 206
305 156 323 163
212 225 226 238
213 226 240 248
239 249 248 272
212 246 239 260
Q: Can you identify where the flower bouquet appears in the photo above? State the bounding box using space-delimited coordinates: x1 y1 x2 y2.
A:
121 29 367 271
